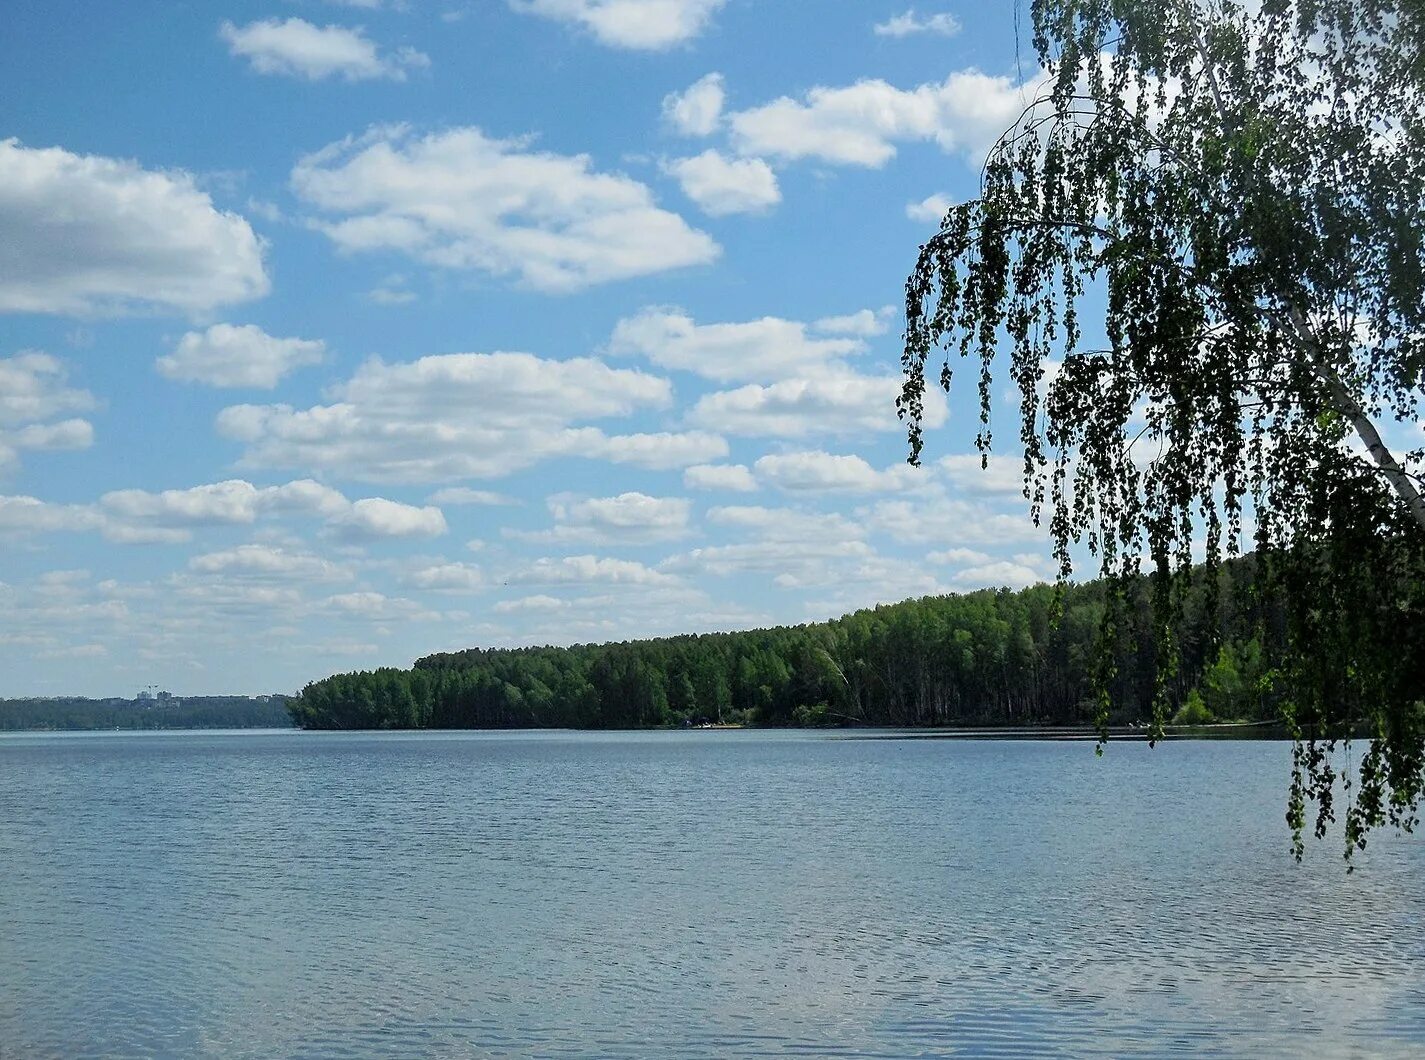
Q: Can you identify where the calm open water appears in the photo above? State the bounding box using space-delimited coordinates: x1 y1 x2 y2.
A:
1 730 1421 1059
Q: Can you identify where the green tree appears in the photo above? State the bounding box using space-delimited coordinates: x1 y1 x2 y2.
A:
900 0 1424 857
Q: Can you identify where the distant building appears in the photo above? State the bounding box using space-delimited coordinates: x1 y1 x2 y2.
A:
137 690 153 702
157 691 172 701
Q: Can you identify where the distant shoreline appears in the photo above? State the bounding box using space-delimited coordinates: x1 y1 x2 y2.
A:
3 721 1292 739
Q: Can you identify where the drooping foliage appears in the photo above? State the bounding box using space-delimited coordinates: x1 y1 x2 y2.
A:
900 0 1425 857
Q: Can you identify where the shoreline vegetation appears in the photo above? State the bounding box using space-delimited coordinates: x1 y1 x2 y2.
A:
0 695 292 732
289 557 1297 734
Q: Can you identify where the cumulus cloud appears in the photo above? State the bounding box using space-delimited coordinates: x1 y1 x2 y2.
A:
609 307 865 383
510 0 727 50
156 324 326 389
188 544 351 582
0 495 103 536
873 10 962 37
704 503 866 542
948 559 1051 590
493 593 566 614
927 547 992 566
0 139 268 315
292 125 718 292
507 554 680 587
728 69 1041 167
664 150 780 216
683 463 757 492
220 18 429 81
663 73 726 135
938 453 1028 495
514 491 692 544
906 192 954 223
330 497 447 540
218 351 722 482
857 489 1050 547
753 451 924 493
322 591 437 621
813 307 894 337
0 351 96 472
406 561 485 592
592 431 728 469
688 373 945 438
665 537 874 578
2 477 444 546
427 487 520 506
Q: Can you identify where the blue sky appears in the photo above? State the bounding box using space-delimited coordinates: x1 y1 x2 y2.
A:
1 0 1066 697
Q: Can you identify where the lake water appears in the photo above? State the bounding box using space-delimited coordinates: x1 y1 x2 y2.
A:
1 731 1421 1059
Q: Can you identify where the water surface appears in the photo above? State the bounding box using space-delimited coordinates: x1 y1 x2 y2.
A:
1 730 1421 1058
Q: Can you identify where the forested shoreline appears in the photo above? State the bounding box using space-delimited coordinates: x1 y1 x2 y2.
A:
290 559 1284 732
0 696 293 732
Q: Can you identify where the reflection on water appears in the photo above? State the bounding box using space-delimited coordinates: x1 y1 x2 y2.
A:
1 730 1421 1058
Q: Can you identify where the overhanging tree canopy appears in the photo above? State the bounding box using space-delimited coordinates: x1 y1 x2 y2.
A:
900 0 1425 858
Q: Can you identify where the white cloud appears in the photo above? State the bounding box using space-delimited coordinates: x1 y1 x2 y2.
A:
156 324 326 389
0 352 95 425
927 547 991 565
663 73 726 135
510 0 727 50
689 372 944 438
684 463 757 492
753 451 924 493
813 307 894 337
664 150 780 216
939 453 1027 495
292 125 718 292
873 10 962 38
906 192 954 223
609 307 864 383
515 491 692 544
332 497 447 539
0 495 102 536
367 282 416 305
949 560 1049 589
0 139 268 315
705 504 865 543
427 487 519 506
218 351 720 482
665 538 873 578
189 544 351 582
0 351 96 472
4 477 441 545
729 69 1040 167
323 591 437 620
100 479 346 529
493 593 566 614
591 430 728 468
220 18 429 82
406 561 485 592
858 489 1049 547
508 554 680 587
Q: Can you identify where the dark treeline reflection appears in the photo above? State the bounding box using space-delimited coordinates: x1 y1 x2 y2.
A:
291 559 1285 731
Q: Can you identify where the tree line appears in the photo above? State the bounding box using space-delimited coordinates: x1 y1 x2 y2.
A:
289 559 1285 731
0 696 294 731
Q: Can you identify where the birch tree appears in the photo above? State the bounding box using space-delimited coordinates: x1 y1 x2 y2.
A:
900 0 1425 858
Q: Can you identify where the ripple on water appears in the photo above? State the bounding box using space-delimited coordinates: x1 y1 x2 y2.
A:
0 731 1422 1059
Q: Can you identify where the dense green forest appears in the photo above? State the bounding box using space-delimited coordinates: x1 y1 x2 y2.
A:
290 560 1285 731
0 696 294 731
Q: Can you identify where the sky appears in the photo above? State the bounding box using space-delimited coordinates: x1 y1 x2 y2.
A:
0 0 1068 697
